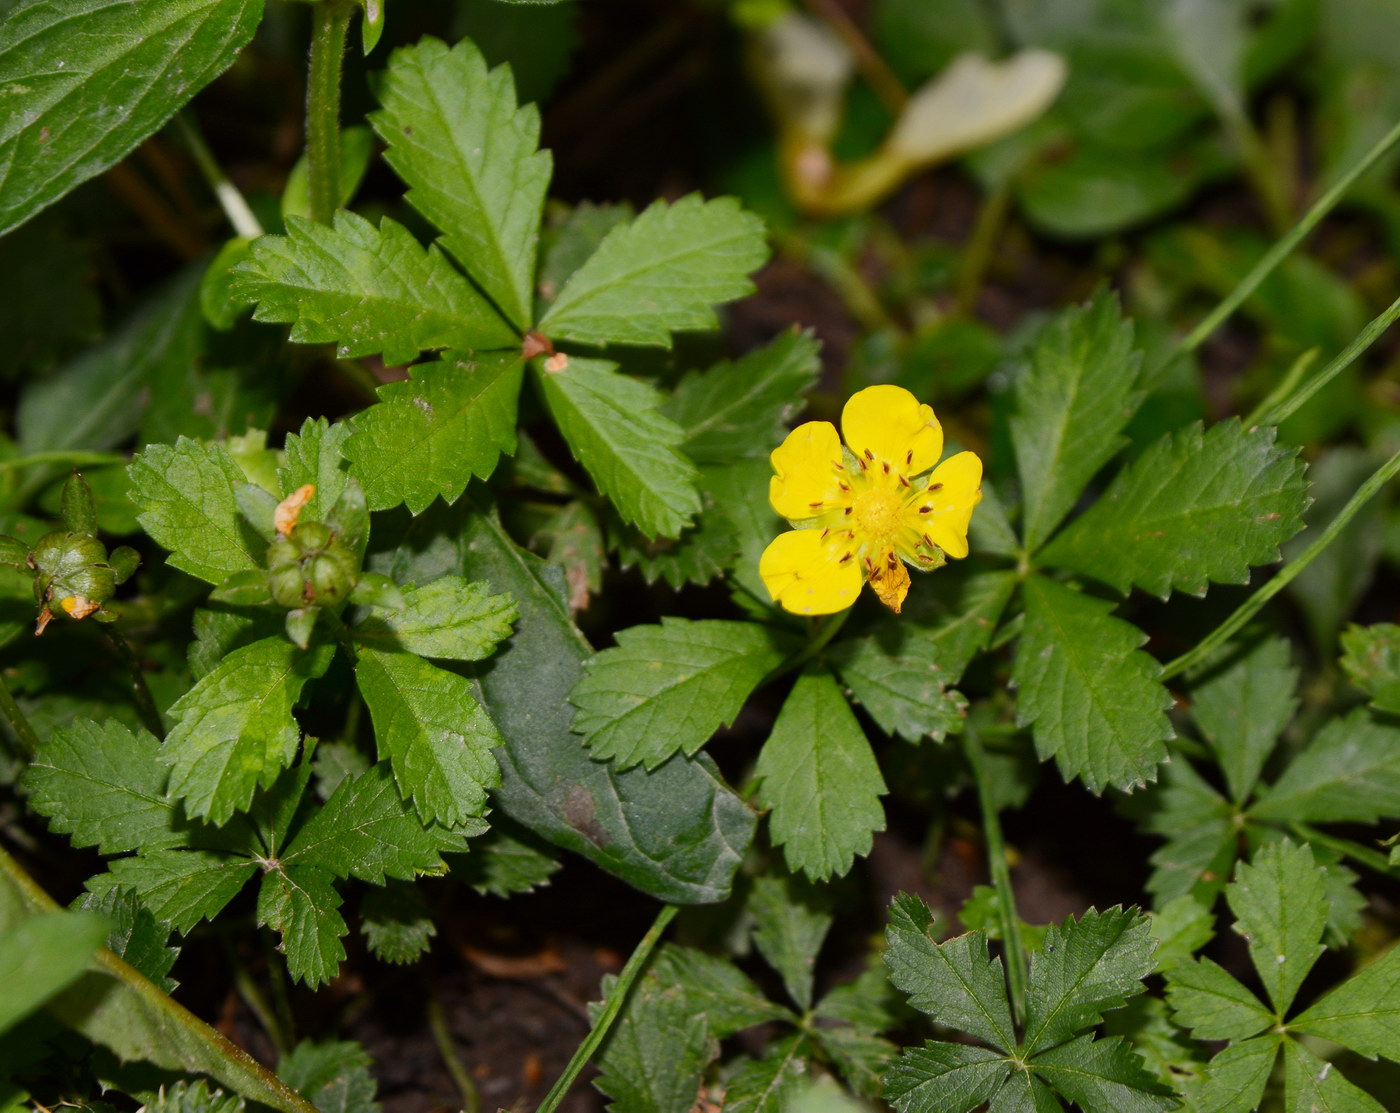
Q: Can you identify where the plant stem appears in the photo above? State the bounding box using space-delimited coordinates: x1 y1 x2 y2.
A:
175 112 264 240
767 607 853 686
1289 822 1394 878
103 628 165 741
963 727 1028 1026
427 991 480 1113
1242 347 1317 427
0 450 128 474
0 669 39 757
535 903 678 1113
1162 447 1400 680
225 936 293 1055
955 179 1013 317
800 0 907 115
306 0 353 225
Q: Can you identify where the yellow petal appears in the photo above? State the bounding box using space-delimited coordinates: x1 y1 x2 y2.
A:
759 529 862 615
913 450 983 559
866 548 910 613
841 385 942 477
769 421 848 520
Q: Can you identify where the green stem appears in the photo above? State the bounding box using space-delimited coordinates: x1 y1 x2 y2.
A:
1242 347 1318 428
103 628 165 741
766 607 853 687
175 112 264 240
963 727 1028 1026
427 991 480 1113
224 936 293 1055
0 668 40 757
955 179 1013 317
1162 447 1400 681
1289 822 1394 877
306 0 353 225
535 904 678 1113
0 450 127 474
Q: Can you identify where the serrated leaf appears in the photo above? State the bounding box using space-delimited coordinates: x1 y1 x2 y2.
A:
650 945 792 1036
1165 957 1273 1041
756 671 886 881
1188 635 1297 804
1282 1038 1385 1113
232 213 515 365
1022 907 1156 1056
897 569 1019 682
883 1043 1011 1113
359 883 435 966
884 893 1016 1052
353 575 515 661
128 437 262 585
1339 623 1400 715
570 618 790 771
142 1080 244 1113
90 850 258 935
161 637 333 825
748 872 833 1012
539 202 633 302
278 1040 380 1113
1182 1036 1279 1113
1124 759 1234 906
536 357 701 538
371 36 549 329
278 418 354 527
723 1034 811 1113
0 0 264 236
1147 895 1214 974
344 352 523 514
0 910 106 1036
813 1025 897 1100
662 329 821 463
1250 708 1400 825
256 866 346 987
538 194 768 347
1292 942 1400 1060
1039 420 1308 598
1010 292 1144 552
1227 839 1327 1015
455 823 559 898
354 646 501 826
22 720 178 855
591 973 716 1113
609 473 740 590
830 637 968 743
1013 575 1173 793
1030 1034 1176 1113
78 887 180 993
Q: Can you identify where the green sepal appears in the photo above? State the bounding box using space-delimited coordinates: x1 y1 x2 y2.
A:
108 546 140 585
360 0 384 54
285 607 320 650
0 535 30 570
60 472 99 535
211 570 275 607
350 572 404 611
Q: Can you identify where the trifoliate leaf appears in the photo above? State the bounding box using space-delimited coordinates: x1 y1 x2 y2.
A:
1165 957 1273 1042
536 357 702 538
1013 575 1173 793
1227 839 1327 1015
128 437 262 584
78 886 181 992
278 1040 381 1113
829 637 967 743
454 824 560 898
1185 1036 1280 1113
232 213 516 365
1022 907 1156 1056
1030 1033 1176 1113
1251 708 1400 825
1039 420 1308 598
90 850 258 935
663 329 821 463
371 36 550 329
0 910 107 1037
537 194 768 347
353 575 516 661
256 865 346 987
1339 623 1400 715
883 1043 1011 1113
570 617 791 771
1292 941 1400 1061
354 646 501 827
161 637 333 825
723 1034 811 1113
359 883 436 966
1282 1039 1386 1113
590 972 717 1113
748 871 833 1012
1010 291 1144 552
344 352 523 514
650 945 792 1036
756 671 887 881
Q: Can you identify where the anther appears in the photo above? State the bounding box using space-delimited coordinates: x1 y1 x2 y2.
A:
808 501 823 508
839 552 853 563
843 507 853 516
929 483 943 491
863 449 874 460
905 449 913 466
923 533 934 547
918 505 931 514
882 461 890 474
898 475 909 487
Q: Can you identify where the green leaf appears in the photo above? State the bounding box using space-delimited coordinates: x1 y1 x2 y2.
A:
722 1034 811 1113
1339 623 1400 715
1031 1034 1177 1113
1282 1039 1385 1113
537 194 768 347
353 575 516 661
142 1080 244 1113
812 1025 898 1101
91 850 258 935
1165 957 1273 1041
829 637 968 743
0 910 106 1036
650 945 792 1036
1010 292 1144 552
1226 839 1327 1015
77 886 180 993
748 871 833 1012
454 823 559 898
756 671 887 881
884 893 1016 1052
1146 894 1214 975
354 647 501 828
1013 575 1174 793
569 618 791 771
883 1043 1011 1113
278 1040 380 1113
1022 907 1157 1056
1124 759 1234 905
591 972 716 1113
255 866 345 987
1292 941 1400 1060
539 202 633 302
536 357 701 539
22 720 179 855
128 437 262 585
1188 635 1297 804
343 353 523 514
609 491 738 591
232 213 516 365
1039 420 1308 598
1250 708 1400 824
359 883 436 966
161 637 333 825
662 329 821 463
1184 1035 1280 1113
897 569 1019 682
0 0 264 236
371 36 549 329
278 418 355 528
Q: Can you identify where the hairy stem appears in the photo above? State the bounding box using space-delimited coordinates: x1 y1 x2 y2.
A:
0 668 39 757
306 0 353 225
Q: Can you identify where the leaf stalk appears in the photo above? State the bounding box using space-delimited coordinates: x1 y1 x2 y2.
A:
306 0 354 225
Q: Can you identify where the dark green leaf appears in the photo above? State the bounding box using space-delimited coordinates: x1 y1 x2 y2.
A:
278 1040 380 1113
830 637 967 743
1292 941 1400 1061
454 823 559 898
1226 839 1327 1015
1281 1038 1385 1113
1030 1034 1176 1113
1339 623 1400 715
722 1034 811 1113
883 1042 1011 1113
359 883 436 966
91 850 257 935
650 945 792 1036
1181 1036 1279 1113
256 866 346 987
748 871 833 1012
141 1080 244 1113
591 972 716 1113
77 886 180 992
279 419 354 530
1165 957 1272 1041
1250 709 1400 824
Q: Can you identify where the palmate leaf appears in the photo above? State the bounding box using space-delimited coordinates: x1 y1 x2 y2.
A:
1030 1034 1176 1113
537 194 769 347
1226 839 1327 1015
90 850 259 935
1292 942 1400 1061
1039 420 1308 598
232 213 516 366
1281 1039 1386 1113
372 36 550 329
1013 575 1174 793
343 352 523 513
1250 708 1400 825
569 617 792 770
353 575 516 661
255 866 346 987
1166 957 1275 1042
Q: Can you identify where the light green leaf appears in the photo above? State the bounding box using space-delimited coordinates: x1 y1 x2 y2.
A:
539 202 633 302
756 671 886 881
278 1040 380 1113
278 418 354 527
883 1042 1010 1113
1010 292 1144 552
0 0 264 236
1227 839 1327 1015
813 1024 897 1101
1339 623 1400 715
1183 1036 1280 1113
1030 1034 1177 1113
343 352 523 514
161 637 333 825
650 945 793 1036
454 824 559 898
1013 575 1173 793
749 871 833 1012
1250 708 1400 824
1292 941 1400 1061
255 866 345 987
1039 420 1308 598
232 213 516 365
662 329 821 463
536 357 701 538
128 436 262 585
91 850 258 935
354 646 501 827
723 1034 811 1113
371 36 549 329
1165 957 1273 1041
569 617 790 770
1281 1038 1385 1113
1147 894 1214 974
829 637 968 743
538 194 768 347
353 575 516 661
0 910 107 1036
360 883 435 966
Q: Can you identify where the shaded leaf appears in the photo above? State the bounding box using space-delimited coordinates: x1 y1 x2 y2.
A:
1250 709 1400 825
353 575 516 661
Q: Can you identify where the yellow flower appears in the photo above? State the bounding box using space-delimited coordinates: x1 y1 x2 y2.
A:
759 384 983 615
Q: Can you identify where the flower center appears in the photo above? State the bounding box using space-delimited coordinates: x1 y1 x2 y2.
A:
852 487 902 543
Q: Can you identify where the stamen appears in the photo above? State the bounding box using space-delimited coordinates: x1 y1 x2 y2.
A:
820 529 829 539
881 461 890 474
905 449 913 466
923 533 934 547
929 482 943 491
843 507 853 516
839 552 853 563
886 553 897 569
897 475 909 487
864 556 875 575
838 482 850 492
808 501 824 508
863 449 874 460
918 505 931 514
